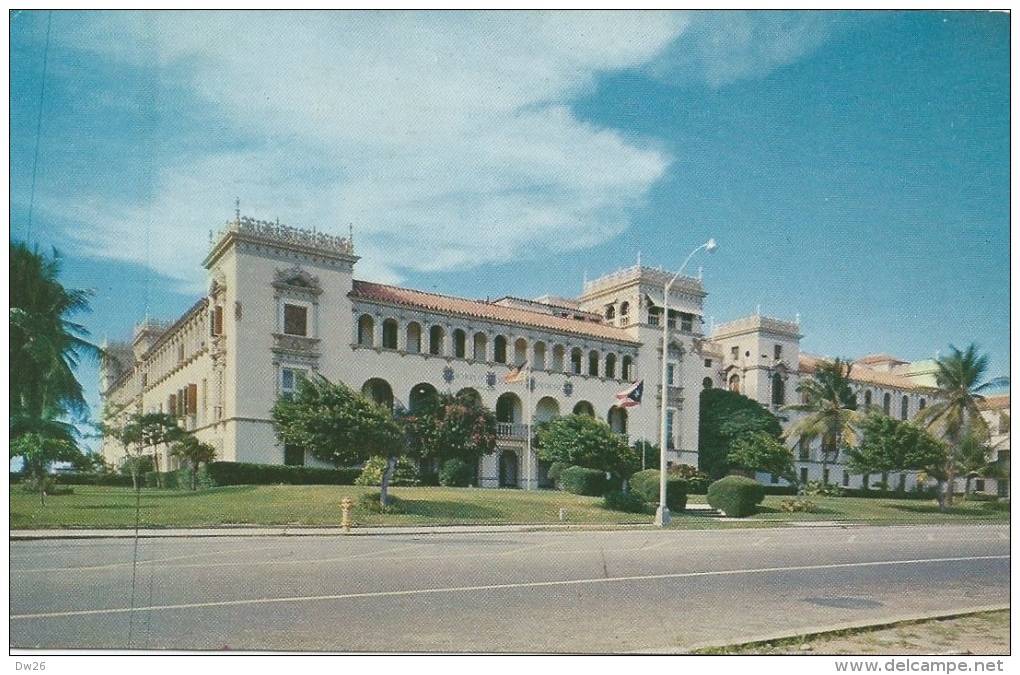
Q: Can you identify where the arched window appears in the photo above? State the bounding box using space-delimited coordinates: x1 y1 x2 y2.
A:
514 338 528 365
622 355 633 380
571 348 583 375
588 350 599 377
473 332 487 361
883 392 891 415
357 314 374 346
771 373 785 405
533 341 547 370
620 302 630 320
900 395 909 420
864 390 872 408
552 344 565 372
703 377 713 390
729 374 740 393
453 329 467 358
494 335 508 363
429 325 444 355
381 318 398 349
605 305 616 321
605 353 617 379
406 322 422 353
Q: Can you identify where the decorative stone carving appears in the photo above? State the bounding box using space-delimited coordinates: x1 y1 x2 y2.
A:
273 266 323 295
272 333 321 356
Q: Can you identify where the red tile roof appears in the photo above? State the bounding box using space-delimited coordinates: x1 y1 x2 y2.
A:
799 353 929 391
978 394 1010 411
350 280 639 345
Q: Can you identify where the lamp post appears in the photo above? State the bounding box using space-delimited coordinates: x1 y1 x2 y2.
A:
656 238 717 526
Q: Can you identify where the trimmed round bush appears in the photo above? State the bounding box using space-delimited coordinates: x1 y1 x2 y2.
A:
355 456 420 486
628 469 687 512
559 466 610 496
547 461 568 482
603 490 649 514
438 458 475 487
707 475 766 518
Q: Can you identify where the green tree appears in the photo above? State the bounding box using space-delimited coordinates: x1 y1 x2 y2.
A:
783 358 862 484
10 240 102 441
535 414 638 480
699 388 783 479
121 412 184 488
848 413 947 501
400 391 497 475
271 374 404 505
727 431 796 482
914 344 1009 508
10 431 84 505
170 435 217 490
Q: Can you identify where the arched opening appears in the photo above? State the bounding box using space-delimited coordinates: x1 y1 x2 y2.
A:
607 406 627 435
620 302 630 321
573 400 595 417
494 335 508 364
381 318 398 349
496 392 523 423
473 332 487 361
406 322 422 353
429 325 444 355
499 451 518 488
357 314 375 346
883 392 891 415
728 374 740 393
552 344 565 372
514 338 528 366
570 348 583 375
362 378 394 410
900 395 909 420
588 350 599 377
535 396 560 424
453 329 467 358
864 390 873 408
605 305 616 321
605 353 617 379
622 355 633 380
409 382 438 411
533 341 547 371
456 387 482 406
702 377 713 390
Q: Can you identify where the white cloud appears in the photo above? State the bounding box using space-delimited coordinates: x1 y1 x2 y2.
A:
46 11 683 289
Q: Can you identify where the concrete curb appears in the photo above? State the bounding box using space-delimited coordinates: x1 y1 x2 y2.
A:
630 604 1012 654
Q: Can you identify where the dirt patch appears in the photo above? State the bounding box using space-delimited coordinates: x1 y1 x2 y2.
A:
717 610 1009 655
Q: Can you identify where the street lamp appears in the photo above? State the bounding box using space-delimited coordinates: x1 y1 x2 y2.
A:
656 238 717 526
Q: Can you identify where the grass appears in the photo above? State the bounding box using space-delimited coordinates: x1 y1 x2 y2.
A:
9 484 1011 529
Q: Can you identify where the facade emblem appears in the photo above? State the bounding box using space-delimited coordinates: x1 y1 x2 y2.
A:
486 371 496 388
442 366 455 383
563 381 573 397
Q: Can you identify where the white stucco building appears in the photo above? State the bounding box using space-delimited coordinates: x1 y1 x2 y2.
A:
101 215 1008 495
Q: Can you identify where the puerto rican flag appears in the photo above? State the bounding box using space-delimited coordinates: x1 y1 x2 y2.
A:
614 380 643 408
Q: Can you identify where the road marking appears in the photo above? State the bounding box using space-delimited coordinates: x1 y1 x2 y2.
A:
11 555 1008 621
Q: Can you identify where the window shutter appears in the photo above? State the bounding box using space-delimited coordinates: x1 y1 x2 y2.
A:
168 394 177 416
214 306 224 336
188 383 198 415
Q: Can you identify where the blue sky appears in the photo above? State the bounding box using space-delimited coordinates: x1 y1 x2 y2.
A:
10 10 1011 436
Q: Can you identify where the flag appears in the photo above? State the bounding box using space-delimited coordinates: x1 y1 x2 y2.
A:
614 379 643 408
504 361 528 384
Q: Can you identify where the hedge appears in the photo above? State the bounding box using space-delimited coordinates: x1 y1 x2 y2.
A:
558 466 611 496
627 469 687 512
10 472 135 487
707 475 766 518
206 461 361 486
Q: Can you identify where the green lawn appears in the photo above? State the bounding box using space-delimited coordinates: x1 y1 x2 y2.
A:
9 484 1010 529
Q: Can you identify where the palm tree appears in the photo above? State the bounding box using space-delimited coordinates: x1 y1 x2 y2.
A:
10 240 103 433
915 344 1009 508
783 358 863 485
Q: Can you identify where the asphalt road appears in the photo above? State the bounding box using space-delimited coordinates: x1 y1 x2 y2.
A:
9 524 1009 653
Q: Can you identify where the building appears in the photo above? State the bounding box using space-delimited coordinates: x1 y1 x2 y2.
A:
101 215 1008 495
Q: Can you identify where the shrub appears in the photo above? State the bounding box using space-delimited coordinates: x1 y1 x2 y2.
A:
803 481 842 497
627 469 687 512
355 456 420 487
438 458 475 487
20 476 73 496
982 498 1009 512
547 461 569 482
45 472 135 487
778 498 817 513
967 491 999 502
558 466 610 496
355 492 405 514
668 464 711 494
707 475 765 518
603 490 649 514
206 461 361 486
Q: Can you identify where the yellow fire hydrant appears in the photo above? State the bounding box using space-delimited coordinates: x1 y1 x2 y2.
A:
340 497 354 533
